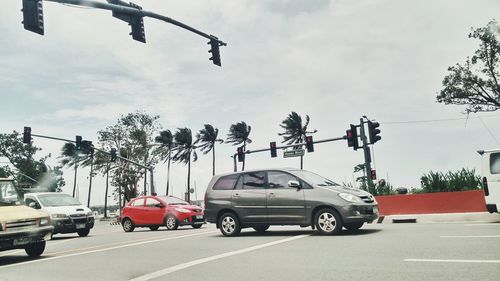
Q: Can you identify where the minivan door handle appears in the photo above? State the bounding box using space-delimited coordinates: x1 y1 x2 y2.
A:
268 192 276 199
233 193 240 198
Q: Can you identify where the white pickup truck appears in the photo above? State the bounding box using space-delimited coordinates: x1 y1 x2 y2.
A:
0 178 53 257
478 148 500 213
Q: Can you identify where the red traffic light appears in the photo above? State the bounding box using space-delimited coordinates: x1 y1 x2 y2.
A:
237 146 245 162
270 142 277 158
370 170 377 180
305 136 314 152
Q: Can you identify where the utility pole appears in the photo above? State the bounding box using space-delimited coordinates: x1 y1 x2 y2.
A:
359 118 373 190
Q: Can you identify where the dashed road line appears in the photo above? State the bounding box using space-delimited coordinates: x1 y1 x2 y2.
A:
440 235 500 238
129 234 311 281
405 259 500 264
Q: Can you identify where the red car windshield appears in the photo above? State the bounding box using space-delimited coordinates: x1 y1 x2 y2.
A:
159 196 188 205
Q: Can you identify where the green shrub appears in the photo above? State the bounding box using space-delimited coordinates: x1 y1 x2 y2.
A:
420 168 481 193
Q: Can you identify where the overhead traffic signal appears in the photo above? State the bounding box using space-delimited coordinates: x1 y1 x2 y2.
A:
23 127 32 144
110 0 146 43
208 36 221 66
305 136 314 153
22 0 44 35
75 136 82 150
237 146 245 162
110 148 117 162
270 142 277 158
367 121 381 144
346 124 359 150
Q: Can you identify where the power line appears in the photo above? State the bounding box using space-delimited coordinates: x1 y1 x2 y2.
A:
381 114 500 125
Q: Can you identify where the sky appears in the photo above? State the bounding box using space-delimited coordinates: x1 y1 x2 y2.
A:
1 0 500 206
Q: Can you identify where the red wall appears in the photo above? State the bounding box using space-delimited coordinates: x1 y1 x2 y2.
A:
375 190 487 215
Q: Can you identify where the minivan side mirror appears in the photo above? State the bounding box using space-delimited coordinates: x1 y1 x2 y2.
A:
288 180 301 189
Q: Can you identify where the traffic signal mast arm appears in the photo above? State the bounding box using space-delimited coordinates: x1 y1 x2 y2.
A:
242 136 346 155
42 0 227 46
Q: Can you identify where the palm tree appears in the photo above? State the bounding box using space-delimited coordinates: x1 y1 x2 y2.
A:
279 112 317 169
171 128 198 202
226 121 252 171
155 130 175 195
196 124 224 176
59 142 94 198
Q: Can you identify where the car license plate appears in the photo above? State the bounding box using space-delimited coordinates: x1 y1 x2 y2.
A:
196 215 203 219
373 206 379 214
13 237 32 246
76 223 86 229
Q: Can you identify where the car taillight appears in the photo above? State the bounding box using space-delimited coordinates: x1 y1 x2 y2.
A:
483 177 489 196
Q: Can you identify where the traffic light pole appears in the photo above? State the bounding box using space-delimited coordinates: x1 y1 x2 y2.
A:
43 0 227 46
28 132 156 195
359 118 373 189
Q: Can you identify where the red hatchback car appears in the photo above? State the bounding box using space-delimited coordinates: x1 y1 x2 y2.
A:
121 195 204 232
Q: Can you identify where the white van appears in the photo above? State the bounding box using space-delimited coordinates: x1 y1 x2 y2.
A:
478 149 500 213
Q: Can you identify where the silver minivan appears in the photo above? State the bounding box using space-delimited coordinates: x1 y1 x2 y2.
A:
204 168 379 236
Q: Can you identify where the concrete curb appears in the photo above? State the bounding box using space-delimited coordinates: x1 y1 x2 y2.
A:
374 212 500 224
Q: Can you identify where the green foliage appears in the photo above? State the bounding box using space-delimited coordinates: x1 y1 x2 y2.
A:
420 168 481 193
0 131 64 190
227 121 252 170
437 20 500 112
278 112 316 144
196 124 224 176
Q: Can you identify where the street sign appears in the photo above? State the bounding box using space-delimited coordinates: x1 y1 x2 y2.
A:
283 149 305 158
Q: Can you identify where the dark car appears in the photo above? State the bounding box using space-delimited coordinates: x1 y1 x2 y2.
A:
121 195 204 232
204 168 378 236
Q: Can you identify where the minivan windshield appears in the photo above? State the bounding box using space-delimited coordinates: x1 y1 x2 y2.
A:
290 170 339 187
0 180 22 206
37 193 82 207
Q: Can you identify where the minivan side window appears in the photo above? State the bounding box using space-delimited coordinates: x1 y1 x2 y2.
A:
240 172 266 189
491 153 500 174
213 175 239 190
268 171 299 189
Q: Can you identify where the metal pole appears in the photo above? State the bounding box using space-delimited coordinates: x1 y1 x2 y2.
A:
359 118 373 190
149 166 155 195
87 153 94 208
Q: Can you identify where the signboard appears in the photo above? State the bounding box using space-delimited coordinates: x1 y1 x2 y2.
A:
283 149 305 158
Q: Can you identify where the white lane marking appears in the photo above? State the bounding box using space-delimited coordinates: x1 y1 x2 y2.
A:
405 259 500 264
0 230 218 269
129 234 310 281
440 235 500 238
464 223 500 226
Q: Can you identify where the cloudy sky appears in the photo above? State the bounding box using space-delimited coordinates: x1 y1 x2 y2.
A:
1 0 499 206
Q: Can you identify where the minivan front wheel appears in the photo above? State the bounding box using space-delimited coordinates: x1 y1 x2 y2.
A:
315 208 342 235
219 213 241 237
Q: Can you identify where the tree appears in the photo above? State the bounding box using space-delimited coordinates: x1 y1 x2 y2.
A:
0 131 64 191
278 112 317 169
196 124 224 176
155 129 175 195
437 20 500 112
96 111 162 204
172 128 198 202
226 122 252 171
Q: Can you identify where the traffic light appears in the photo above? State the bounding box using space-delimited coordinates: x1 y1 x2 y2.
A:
23 127 32 144
370 170 377 180
237 146 245 162
346 124 359 150
367 121 381 144
82 140 94 156
22 0 44 35
208 36 221 66
75 136 82 150
305 136 314 153
270 142 277 158
110 148 117 162
110 0 146 43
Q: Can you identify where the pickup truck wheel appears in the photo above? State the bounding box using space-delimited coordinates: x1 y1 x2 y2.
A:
122 218 135 232
344 222 364 231
315 208 342 235
165 216 179 230
25 241 46 257
77 228 90 237
219 213 241 237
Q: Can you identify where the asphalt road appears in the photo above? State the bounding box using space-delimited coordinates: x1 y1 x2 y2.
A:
0 221 499 281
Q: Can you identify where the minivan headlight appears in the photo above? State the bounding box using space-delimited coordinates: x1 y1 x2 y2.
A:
338 193 363 203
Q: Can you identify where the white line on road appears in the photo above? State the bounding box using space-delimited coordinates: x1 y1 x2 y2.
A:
405 259 500 264
464 223 500 226
0 230 218 270
440 235 500 238
129 234 311 281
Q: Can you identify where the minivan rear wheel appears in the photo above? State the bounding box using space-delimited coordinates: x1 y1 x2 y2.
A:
314 208 342 235
219 213 241 237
